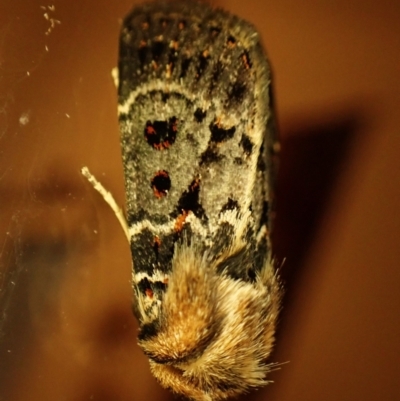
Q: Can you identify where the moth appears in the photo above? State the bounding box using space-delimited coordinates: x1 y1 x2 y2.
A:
82 1 281 400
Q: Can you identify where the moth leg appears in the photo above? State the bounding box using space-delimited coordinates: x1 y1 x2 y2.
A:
81 166 129 241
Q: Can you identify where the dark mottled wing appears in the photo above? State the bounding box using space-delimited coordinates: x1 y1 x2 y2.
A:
118 1 277 280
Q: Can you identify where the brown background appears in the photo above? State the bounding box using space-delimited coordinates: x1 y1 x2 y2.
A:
0 0 399 400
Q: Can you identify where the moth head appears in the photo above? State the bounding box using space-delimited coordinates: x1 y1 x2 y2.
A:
134 243 281 401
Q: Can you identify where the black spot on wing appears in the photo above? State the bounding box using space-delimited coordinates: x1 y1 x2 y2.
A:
144 117 178 150
196 51 210 80
240 134 254 156
194 108 207 123
209 121 236 143
258 200 270 233
209 61 223 93
137 277 152 294
257 143 267 172
138 42 148 68
173 178 206 220
200 146 224 166
241 50 252 69
151 40 165 62
180 56 191 78
220 198 240 214
229 81 247 103
167 47 178 75
210 26 221 37
151 170 171 198
227 35 236 47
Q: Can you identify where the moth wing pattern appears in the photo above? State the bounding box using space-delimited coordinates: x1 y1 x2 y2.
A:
117 1 281 400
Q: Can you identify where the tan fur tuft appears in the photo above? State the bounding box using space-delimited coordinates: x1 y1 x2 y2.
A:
139 246 220 362
139 243 281 401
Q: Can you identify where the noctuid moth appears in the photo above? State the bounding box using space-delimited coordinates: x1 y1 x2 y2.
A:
82 1 281 400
